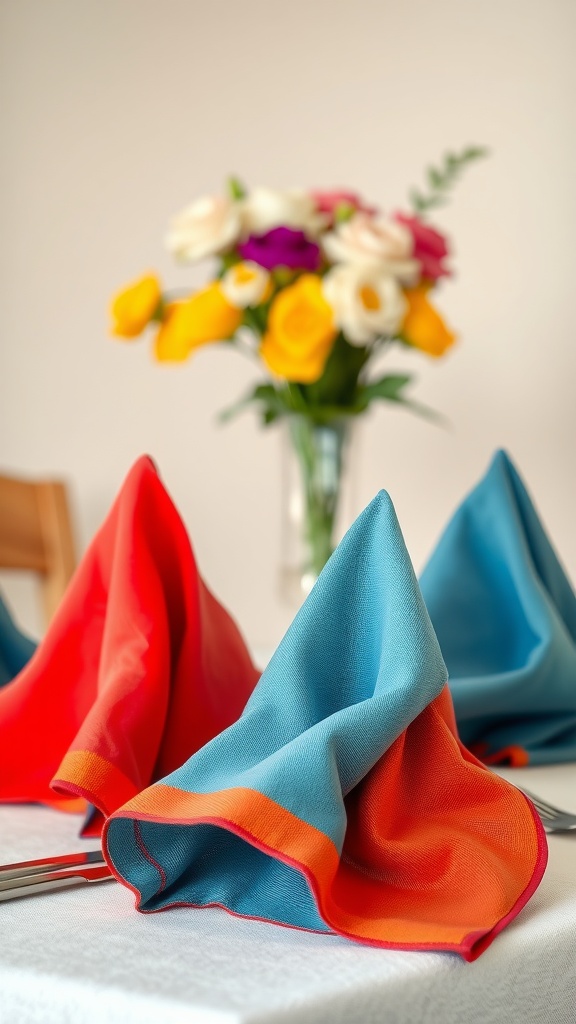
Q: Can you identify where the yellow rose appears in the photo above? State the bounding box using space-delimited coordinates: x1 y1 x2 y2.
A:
260 275 336 383
110 274 161 338
153 303 190 362
154 282 241 362
401 284 456 358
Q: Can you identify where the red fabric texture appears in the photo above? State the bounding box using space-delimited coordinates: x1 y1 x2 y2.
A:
0 456 259 833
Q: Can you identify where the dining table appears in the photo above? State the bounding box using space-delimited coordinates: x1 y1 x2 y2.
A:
0 761 574 1024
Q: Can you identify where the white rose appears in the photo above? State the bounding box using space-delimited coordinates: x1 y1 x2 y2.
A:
322 263 406 345
165 195 242 262
241 187 326 236
221 261 270 308
323 212 419 283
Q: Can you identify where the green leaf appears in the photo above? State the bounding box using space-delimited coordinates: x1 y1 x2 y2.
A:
397 397 447 424
242 306 266 335
218 391 257 424
218 251 241 277
227 176 247 201
353 374 446 424
219 382 291 427
409 188 427 213
356 373 411 405
463 144 490 161
334 201 356 224
428 166 444 190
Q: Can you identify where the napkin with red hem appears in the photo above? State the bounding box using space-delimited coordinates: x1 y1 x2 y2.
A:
104 489 546 961
0 456 259 834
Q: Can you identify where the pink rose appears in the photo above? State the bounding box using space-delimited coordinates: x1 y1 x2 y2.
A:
311 190 377 222
394 213 451 282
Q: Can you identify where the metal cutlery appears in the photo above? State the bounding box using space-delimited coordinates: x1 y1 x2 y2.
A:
517 788 576 832
0 849 114 902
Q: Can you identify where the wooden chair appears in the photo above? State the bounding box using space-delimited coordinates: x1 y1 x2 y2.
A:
0 473 77 627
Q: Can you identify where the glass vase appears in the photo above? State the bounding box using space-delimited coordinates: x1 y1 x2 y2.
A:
279 414 359 605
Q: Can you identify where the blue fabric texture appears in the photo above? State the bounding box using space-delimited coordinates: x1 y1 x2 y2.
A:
0 592 36 687
420 449 576 765
106 489 448 918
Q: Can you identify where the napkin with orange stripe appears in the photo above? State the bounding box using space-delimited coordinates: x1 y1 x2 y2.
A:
104 489 546 961
0 457 259 834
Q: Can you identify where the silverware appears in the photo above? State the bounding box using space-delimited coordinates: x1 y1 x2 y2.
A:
0 848 105 882
0 850 114 902
518 788 576 832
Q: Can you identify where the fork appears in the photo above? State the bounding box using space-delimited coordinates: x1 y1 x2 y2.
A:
517 787 576 832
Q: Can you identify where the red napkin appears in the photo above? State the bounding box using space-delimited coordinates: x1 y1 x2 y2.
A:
0 457 259 835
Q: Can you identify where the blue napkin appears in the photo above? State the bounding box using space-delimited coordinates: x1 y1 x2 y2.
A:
421 450 576 765
0 591 36 688
104 490 546 961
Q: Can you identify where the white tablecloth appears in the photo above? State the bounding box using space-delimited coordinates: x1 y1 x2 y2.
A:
0 764 575 1024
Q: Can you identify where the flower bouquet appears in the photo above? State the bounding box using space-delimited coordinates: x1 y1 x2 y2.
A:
111 147 486 595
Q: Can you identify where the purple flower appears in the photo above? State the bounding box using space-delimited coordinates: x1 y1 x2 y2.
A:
239 226 321 272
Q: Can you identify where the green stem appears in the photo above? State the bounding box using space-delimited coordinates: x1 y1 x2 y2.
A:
230 333 262 367
286 382 309 414
289 416 348 579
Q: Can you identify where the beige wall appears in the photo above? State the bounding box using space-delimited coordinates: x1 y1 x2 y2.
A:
1 0 575 650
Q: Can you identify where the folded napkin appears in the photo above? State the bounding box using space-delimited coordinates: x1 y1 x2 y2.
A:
104 489 545 961
0 593 36 688
0 457 259 833
421 449 576 766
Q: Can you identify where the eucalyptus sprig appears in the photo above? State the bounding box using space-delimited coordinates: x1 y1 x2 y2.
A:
409 146 489 215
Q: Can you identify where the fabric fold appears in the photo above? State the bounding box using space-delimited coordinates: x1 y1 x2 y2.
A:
421 449 576 765
0 456 259 832
105 489 546 960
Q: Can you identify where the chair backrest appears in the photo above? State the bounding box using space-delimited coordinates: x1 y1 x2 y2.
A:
0 473 76 627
